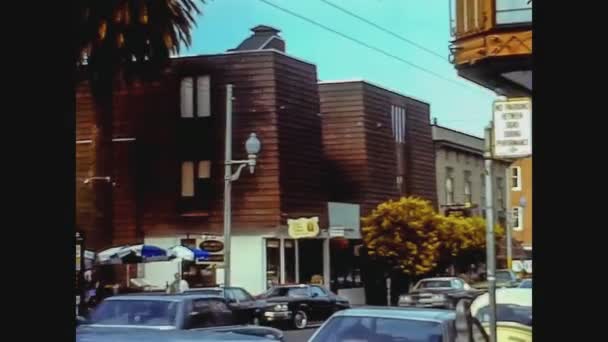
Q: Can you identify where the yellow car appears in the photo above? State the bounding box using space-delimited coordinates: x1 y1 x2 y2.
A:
470 288 532 342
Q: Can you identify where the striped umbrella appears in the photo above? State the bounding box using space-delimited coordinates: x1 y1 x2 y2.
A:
96 244 172 265
168 245 210 262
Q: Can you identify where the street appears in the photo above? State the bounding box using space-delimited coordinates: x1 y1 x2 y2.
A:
283 327 317 342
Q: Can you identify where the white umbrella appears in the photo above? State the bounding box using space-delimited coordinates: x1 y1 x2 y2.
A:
96 246 129 265
168 245 210 262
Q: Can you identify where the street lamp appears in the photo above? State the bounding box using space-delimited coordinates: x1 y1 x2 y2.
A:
223 84 261 287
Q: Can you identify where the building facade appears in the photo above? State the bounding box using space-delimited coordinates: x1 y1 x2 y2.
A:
507 157 532 254
432 123 508 224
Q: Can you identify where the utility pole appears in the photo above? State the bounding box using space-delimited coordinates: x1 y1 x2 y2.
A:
484 123 498 342
223 84 234 287
505 166 513 271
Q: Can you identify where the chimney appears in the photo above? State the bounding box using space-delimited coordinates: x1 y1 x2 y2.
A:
230 25 286 52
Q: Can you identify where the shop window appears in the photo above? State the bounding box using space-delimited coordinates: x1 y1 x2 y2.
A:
284 239 296 284
266 239 281 289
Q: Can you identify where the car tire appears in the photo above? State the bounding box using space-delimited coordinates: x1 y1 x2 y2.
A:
291 310 308 330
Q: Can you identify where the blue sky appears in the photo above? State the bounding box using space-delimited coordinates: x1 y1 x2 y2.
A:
184 0 496 137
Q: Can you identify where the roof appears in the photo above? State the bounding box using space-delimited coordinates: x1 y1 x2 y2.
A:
418 277 463 282
318 79 430 106
334 307 455 322
106 294 225 302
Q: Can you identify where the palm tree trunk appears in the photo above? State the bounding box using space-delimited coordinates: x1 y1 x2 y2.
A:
91 80 114 250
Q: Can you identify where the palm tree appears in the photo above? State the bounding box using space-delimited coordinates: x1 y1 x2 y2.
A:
76 0 205 248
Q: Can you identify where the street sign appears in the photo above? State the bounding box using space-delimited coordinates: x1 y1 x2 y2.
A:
493 98 532 158
288 217 320 239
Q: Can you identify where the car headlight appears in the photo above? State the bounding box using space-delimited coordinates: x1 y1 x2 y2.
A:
400 295 413 302
272 303 289 311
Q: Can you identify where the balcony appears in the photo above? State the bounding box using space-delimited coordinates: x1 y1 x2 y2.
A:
449 0 532 96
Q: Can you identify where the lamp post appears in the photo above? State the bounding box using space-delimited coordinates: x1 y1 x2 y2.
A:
223 84 261 287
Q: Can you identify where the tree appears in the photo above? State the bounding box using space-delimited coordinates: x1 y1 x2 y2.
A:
361 197 442 276
76 1 205 248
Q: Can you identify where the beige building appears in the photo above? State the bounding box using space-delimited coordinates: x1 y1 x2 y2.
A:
432 123 509 226
507 157 532 252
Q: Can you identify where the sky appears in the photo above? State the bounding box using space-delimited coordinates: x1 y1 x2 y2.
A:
184 0 496 137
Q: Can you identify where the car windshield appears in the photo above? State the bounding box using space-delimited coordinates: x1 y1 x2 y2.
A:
268 287 309 298
495 271 513 282
476 304 532 326
311 316 444 342
418 280 452 289
89 300 179 327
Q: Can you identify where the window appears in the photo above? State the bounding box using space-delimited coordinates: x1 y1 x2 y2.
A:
284 239 296 284
512 207 523 231
464 171 472 204
90 299 179 327
181 161 211 197
311 286 328 297
496 0 532 26
181 162 195 197
180 76 211 118
230 288 254 302
265 239 281 288
391 105 406 143
511 166 522 191
446 168 455 205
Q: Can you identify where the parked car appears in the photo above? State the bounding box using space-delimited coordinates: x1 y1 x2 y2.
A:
473 269 520 289
257 284 350 329
308 306 489 342
518 279 532 288
470 288 532 342
77 327 284 342
398 277 482 309
185 286 265 325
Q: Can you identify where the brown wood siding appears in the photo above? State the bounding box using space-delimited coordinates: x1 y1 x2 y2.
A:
319 82 368 209
273 54 327 226
320 81 437 217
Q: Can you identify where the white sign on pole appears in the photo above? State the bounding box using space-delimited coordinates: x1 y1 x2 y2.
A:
493 98 532 158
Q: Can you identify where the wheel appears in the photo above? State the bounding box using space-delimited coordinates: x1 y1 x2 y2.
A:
291 310 308 330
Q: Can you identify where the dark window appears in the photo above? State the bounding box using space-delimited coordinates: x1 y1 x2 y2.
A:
231 288 253 302
284 239 296 284
268 287 309 298
180 160 212 212
417 280 453 289
186 298 232 329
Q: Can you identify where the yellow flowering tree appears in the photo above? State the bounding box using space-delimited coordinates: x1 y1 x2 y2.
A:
361 197 441 276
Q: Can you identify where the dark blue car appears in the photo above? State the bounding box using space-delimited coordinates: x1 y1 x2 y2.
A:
77 293 283 341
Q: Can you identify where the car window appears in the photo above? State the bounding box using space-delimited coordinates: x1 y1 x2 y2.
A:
451 279 464 289
476 304 532 326
187 298 232 329
231 288 253 302
495 271 513 282
311 316 443 342
417 280 452 289
224 289 237 302
90 299 178 327
268 287 310 298
311 286 328 297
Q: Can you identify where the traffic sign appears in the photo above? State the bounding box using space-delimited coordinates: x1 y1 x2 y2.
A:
493 98 532 158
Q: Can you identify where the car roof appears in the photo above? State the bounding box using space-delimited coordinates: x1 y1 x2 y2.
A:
272 284 309 288
418 277 462 282
106 293 226 302
333 306 455 322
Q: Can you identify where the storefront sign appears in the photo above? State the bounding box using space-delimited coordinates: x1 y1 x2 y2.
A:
196 235 225 266
199 240 224 253
493 98 532 158
288 217 320 239
328 202 361 239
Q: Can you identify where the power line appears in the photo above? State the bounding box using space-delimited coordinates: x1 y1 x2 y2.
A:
257 0 484 95
319 0 448 62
